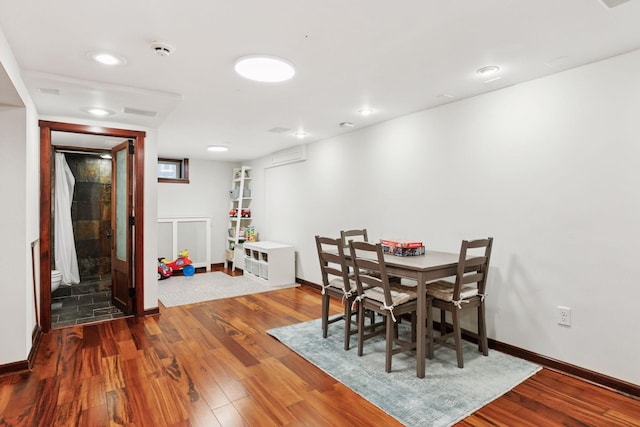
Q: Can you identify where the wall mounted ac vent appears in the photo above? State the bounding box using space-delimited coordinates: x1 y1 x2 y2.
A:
123 107 158 117
266 145 308 168
600 0 631 8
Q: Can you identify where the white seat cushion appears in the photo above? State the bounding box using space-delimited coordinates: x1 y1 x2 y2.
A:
328 277 357 293
425 280 478 302
363 286 416 307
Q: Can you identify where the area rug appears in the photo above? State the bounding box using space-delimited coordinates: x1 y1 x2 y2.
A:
268 318 541 427
158 271 298 307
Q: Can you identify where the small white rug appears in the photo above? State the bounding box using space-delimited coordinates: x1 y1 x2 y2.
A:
158 271 299 307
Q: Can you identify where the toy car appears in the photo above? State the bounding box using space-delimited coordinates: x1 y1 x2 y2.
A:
157 258 173 280
163 249 195 276
229 208 251 218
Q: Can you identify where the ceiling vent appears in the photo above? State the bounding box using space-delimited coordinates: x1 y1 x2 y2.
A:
150 41 175 57
123 107 158 117
268 127 291 134
39 87 60 95
600 0 631 8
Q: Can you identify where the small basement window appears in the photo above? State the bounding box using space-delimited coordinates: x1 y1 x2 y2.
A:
158 158 189 183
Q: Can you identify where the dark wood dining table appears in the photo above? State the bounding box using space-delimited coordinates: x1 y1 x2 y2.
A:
380 250 461 378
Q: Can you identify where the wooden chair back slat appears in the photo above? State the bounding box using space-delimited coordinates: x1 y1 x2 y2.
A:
315 235 350 293
453 238 493 299
340 229 369 248
348 240 393 306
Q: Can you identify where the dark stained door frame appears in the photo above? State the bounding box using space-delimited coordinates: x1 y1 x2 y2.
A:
39 121 146 333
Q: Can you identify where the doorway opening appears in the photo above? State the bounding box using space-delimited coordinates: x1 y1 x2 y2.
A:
50 148 125 328
39 121 146 333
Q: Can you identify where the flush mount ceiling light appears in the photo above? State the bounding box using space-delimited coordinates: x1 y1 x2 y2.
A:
234 55 296 82
207 145 229 152
476 65 500 76
83 107 114 117
87 51 126 66
358 107 374 116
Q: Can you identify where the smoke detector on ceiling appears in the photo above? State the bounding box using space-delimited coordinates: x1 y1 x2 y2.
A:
150 41 176 57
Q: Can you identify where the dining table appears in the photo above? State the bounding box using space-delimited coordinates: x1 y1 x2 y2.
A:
380 250 461 378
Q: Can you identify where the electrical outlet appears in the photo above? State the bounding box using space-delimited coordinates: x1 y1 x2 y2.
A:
557 306 571 326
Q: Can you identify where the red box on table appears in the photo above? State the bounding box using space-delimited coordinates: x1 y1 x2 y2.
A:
380 239 424 249
380 239 425 256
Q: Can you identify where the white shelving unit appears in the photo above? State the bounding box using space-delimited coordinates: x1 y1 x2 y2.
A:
225 166 253 271
242 241 295 286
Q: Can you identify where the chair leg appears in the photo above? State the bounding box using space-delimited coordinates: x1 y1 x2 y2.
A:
357 303 365 357
452 308 463 368
440 309 446 336
385 314 394 373
478 302 488 356
426 298 434 359
344 299 352 351
410 312 417 344
321 294 329 338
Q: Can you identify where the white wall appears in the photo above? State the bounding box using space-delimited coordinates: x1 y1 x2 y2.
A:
143 128 159 309
157 158 238 263
0 25 39 366
251 49 640 386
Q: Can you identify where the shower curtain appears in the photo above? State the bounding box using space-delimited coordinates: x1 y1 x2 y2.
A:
54 153 80 285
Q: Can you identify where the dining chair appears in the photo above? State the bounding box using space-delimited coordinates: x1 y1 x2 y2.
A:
348 240 433 373
341 228 406 285
425 237 493 368
340 228 370 248
314 235 362 350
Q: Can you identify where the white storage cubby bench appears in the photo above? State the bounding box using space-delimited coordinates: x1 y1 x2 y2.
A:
242 241 295 286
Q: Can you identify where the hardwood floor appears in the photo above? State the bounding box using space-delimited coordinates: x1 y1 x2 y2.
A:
1 286 639 426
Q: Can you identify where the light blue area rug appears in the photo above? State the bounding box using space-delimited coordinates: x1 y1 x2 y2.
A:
158 271 298 307
268 318 541 427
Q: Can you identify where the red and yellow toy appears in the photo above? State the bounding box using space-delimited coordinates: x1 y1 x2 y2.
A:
158 249 195 278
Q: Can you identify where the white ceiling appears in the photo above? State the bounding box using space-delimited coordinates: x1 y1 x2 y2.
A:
1 0 640 161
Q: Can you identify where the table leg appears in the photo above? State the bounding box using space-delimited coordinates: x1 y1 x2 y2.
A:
416 273 426 378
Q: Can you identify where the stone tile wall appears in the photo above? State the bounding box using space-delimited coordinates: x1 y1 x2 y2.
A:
65 154 112 280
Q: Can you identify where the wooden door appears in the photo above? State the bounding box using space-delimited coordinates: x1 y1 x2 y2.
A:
111 140 134 314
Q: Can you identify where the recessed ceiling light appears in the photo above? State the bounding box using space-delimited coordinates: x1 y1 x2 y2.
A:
234 55 296 82
476 65 500 76
207 145 229 152
87 51 126 66
84 107 114 117
293 131 308 139
339 122 355 128
358 108 374 116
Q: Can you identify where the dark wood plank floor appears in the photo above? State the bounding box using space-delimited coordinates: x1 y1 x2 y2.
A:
1 286 639 426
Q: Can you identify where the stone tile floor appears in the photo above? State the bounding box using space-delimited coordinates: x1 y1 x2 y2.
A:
51 277 126 328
